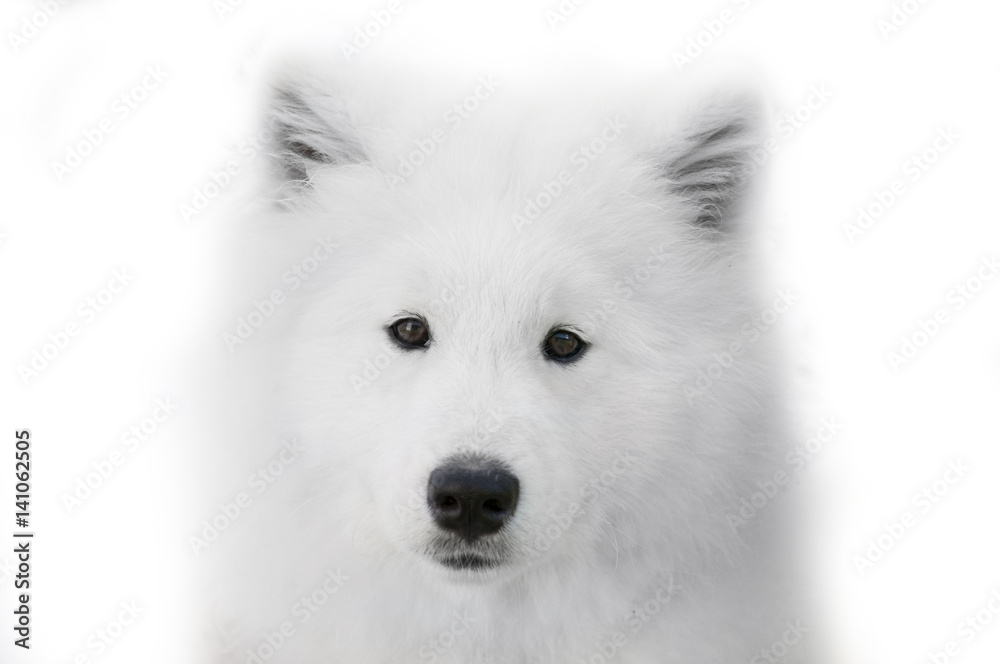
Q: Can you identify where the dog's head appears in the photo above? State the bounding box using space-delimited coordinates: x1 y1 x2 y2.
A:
253 64 776 583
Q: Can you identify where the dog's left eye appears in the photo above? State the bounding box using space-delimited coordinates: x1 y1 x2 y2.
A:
542 329 586 362
389 317 431 349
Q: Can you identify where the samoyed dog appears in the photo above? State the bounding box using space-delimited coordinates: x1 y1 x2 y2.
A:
202 60 812 664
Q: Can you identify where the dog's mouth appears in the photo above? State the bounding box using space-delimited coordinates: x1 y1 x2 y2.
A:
436 553 499 571
426 534 509 574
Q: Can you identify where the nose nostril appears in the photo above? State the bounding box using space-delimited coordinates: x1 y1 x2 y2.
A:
482 498 504 513
435 495 461 513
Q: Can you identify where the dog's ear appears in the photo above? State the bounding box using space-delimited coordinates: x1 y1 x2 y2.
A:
660 95 761 231
266 78 368 186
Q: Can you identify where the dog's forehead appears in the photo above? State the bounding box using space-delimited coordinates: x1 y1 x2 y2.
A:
368 172 674 327
395 220 604 304
390 153 656 276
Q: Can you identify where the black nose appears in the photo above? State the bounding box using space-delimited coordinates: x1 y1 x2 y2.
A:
427 459 520 542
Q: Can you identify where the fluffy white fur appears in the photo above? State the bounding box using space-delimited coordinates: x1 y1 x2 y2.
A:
203 61 811 664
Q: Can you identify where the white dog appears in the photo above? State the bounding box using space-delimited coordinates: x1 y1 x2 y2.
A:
201 61 812 664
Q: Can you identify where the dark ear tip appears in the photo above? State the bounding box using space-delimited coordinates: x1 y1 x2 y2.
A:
262 71 368 189
284 140 328 163
661 93 764 231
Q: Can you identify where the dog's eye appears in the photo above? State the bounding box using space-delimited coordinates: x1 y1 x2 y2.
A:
389 317 430 349
542 329 586 362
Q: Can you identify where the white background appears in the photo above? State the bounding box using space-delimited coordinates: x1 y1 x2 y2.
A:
1 0 999 662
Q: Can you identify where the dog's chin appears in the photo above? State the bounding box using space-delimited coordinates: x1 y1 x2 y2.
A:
429 554 512 584
421 540 517 583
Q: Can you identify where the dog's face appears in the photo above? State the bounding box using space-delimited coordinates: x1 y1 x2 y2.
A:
263 67 767 583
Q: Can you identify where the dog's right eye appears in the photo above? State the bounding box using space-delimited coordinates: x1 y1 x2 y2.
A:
542 328 587 363
389 317 430 349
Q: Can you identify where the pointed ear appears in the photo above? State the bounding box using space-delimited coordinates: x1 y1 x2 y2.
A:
660 95 761 231
266 76 368 186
